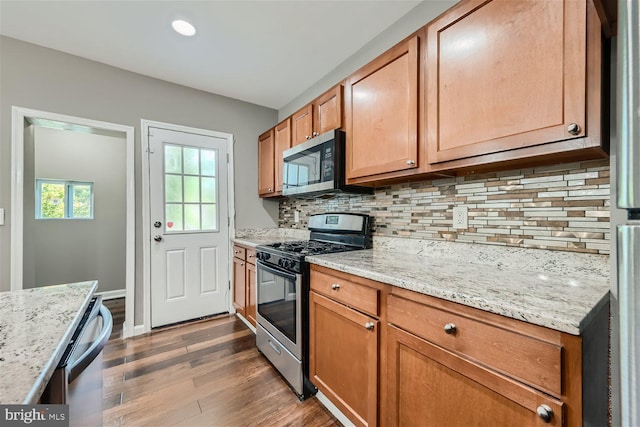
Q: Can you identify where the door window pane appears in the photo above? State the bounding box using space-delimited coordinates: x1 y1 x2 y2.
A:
183 148 200 175
201 177 216 203
184 176 200 203
165 175 182 203
165 204 183 231
201 204 217 230
165 145 182 173
201 150 216 176
184 204 200 230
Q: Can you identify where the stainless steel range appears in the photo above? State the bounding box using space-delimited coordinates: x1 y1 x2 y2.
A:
255 213 372 399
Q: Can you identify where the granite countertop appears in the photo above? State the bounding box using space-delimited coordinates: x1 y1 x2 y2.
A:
233 227 310 248
307 247 610 336
0 281 98 404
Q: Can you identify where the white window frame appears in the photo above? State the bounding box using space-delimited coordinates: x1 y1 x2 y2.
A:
35 178 94 219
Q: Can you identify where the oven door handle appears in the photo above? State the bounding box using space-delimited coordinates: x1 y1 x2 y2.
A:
256 259 298 282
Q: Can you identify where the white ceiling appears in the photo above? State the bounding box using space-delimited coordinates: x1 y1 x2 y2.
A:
0 0 425 110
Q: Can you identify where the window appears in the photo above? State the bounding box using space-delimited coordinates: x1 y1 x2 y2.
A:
36 179 94 219
164 144 218 232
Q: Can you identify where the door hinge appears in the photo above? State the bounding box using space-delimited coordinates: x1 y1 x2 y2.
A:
229 280 232 290
228 217 230 226
227 153 230 163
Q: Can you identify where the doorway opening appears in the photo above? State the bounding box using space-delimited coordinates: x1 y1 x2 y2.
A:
11 107 135 337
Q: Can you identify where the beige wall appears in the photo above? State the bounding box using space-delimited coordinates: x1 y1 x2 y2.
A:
0 36 280 324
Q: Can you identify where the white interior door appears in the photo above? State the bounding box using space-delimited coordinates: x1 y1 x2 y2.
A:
149 127 230 327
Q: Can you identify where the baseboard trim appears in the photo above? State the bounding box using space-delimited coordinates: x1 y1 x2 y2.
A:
236 313 256 334
132 325 147 337
315 390 354 427
96 289 126 300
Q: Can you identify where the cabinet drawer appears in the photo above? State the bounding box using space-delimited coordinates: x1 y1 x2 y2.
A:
232 245 246 261
310 269 379 317
388 294 562 396
246 248 256 264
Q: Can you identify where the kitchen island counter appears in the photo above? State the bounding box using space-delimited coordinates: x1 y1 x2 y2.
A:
0 281 98 404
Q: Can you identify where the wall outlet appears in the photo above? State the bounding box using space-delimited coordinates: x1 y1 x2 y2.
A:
452 206 468 229
294 210 300 223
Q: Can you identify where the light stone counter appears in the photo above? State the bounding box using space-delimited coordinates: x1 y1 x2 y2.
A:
233 227 310 248
307 239 610 335
0 281 98 404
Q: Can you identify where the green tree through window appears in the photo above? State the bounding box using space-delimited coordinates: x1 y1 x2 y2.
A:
36 179 94 219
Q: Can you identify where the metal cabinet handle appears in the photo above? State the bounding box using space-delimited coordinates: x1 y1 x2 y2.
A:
234 250 240 254
536 404 553 423
567 123 581 135
444 323 456 334
248 254 254 258
268 187 272 192
365 322 375 330
153 235 162 242
240 262 245 266
331 284 341 290
313 132 319 137
406 159 416 166
306 135 311 140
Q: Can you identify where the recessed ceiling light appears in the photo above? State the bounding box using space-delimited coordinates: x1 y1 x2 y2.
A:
172 20 196 37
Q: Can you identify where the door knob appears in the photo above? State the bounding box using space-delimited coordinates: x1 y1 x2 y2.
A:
154 221 162 228
153 235 163 242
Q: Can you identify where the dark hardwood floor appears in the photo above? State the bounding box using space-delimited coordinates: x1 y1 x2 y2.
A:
102 299 339 427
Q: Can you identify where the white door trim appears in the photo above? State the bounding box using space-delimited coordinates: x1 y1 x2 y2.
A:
10 106 136 337
141 120 235 335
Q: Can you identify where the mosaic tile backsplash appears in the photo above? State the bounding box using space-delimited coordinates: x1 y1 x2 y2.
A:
279 159 611 255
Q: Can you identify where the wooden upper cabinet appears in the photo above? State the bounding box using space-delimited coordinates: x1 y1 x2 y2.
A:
258 129 275 196
426 0 602 169
292 104 313 146
274 118 292 193
314 84 343 135
345 33 422 182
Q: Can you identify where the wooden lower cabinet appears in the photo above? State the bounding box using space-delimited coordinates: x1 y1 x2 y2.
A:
309 291 378 427
246 262 256 326
310 266 608 427
386 325 563 427
232 244 256 326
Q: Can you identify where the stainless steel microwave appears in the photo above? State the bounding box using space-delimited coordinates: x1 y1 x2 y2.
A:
282 129 373 197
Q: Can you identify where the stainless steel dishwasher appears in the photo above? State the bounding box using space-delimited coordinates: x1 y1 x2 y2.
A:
41 296 113 426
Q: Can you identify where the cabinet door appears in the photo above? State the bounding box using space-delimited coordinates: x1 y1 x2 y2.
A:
386 325 564 427
314 84 343 135
309 291 378 427
345 34 420 181
245 262 256 327
274 118 291 193
292 105 313 146
426 0 586 165
258 129 275 196
232 257 246 316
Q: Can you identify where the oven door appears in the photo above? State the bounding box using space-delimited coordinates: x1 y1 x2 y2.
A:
256 260 302 359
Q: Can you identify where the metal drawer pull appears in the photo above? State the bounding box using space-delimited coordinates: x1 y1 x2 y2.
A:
536 404 553 423
240 262 245 266
567 123 581 135
331 284 341 290
406 159 416 166
444 323 457 334
365 322 375 330
248 254 254 258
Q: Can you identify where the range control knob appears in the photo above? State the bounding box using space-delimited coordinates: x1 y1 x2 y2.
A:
258 252 270 261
